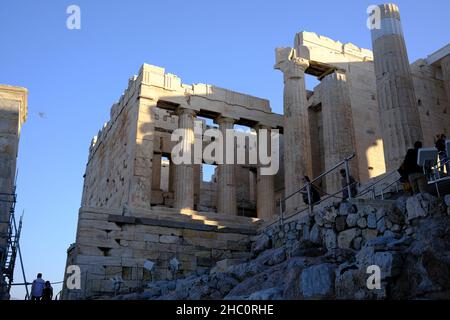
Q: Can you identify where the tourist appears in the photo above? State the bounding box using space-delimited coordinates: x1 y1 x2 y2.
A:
41 281 53 301
402 141 427 194
340 169 358 200
30 273 45 301
397 161 412 194
435 133 449 174
301 176 321 205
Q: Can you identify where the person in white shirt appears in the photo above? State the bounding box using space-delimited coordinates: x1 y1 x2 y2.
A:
30 273 45 301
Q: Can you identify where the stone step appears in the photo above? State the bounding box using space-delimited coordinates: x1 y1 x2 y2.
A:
81 205 259 233
151 207 260 230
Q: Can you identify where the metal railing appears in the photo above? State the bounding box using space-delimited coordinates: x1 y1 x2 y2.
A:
273 153 356 228
268 149 450 231
356 170 402 200
426 158 450 198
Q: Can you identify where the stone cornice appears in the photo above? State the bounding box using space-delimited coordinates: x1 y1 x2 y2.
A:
0 84 28 127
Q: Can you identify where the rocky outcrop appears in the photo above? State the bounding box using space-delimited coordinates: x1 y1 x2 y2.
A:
114 193 450 300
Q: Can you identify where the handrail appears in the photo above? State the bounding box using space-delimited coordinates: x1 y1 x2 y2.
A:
267 180 359 230
430 158 449 181
280 153 356 204
380 178 401 200
427 158 450 197
356 169 399 198
275 153 356 227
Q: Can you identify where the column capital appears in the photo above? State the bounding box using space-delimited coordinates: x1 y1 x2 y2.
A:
176 107 197 117
274 47 309 81
253 123 272 130
378 3 401 20
215 116 235 127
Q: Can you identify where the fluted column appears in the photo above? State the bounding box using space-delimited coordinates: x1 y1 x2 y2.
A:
216 116 237 215
441 55 450 104
371 3 423 170
255 125 275 220
174 108 196 211
275 47 310 213
169 159 176 193
321 71 357 193
152 152 162 190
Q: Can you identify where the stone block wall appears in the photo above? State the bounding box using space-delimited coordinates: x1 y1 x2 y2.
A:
81 77 141 209
260 195 442 254
63 206 258 299
411 59 450 145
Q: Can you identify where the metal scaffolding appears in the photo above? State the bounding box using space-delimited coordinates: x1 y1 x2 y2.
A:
0 187 28 299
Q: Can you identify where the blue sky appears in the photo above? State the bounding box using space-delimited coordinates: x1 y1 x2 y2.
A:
1 0 449 299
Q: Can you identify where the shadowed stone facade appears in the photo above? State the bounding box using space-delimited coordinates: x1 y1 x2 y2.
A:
0 85 27 300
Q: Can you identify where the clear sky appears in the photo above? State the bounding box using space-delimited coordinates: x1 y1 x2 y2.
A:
1 0 449 299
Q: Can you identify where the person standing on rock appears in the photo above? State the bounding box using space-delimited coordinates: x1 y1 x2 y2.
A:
340 169 358 200
41 281 53 301
301 176 321 205
30 273 45 301
402 141 427 194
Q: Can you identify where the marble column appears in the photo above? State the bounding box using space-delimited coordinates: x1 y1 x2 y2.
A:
275 47 310 214
255 125 275 220
440 55 450 104
321 71 357 193
371 3 423 171
151 152 162 190
169 159 176 193
216 116 237 215
174 108 196 211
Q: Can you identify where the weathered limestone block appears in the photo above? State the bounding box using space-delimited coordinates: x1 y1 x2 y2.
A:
159 235 180 244
77 228 108 240
78 219 121 232
77 236 119 249
142 233 159 243
76 255 122 266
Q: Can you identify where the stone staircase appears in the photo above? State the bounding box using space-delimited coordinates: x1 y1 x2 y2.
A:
128 205 261 235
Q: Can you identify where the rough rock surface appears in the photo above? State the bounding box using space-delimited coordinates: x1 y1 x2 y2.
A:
114 193 450 300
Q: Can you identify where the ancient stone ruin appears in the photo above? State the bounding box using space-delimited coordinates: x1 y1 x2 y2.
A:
60 3 450 299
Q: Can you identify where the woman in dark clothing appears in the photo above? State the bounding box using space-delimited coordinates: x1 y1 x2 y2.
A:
301 176 321 205
41 281 53 301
